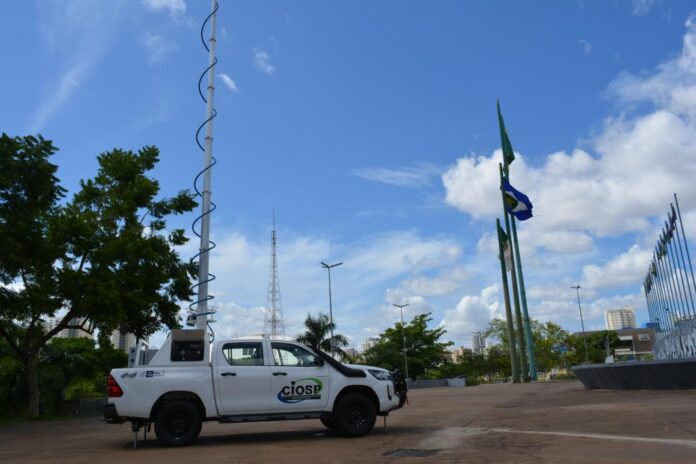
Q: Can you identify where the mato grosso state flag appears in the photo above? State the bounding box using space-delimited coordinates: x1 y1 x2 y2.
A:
501 178 533 221
497 101 515 167
497 222 513 270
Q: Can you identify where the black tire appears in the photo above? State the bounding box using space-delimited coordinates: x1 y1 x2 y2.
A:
154 401 202 447
320 416 336 430
333 393 376 437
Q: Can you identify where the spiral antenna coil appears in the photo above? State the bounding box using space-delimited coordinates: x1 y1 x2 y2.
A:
188 0 219 332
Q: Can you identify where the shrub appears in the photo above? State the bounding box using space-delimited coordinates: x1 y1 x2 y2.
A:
64 379 102 400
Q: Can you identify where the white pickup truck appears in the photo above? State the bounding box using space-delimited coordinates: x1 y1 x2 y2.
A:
104 330 407 446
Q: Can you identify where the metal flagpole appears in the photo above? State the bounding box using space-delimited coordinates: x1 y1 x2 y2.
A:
499 164 527 381
672 213 695 318
658 241 679 330
571 285 589 364
652 254 669 331
659 253 676 331
496 102 537 381
644 276 654 324
674 193 696 319
649 284 659 327
649 258 662 331
666 229 689 323
509 203 537 381
496 218 520 383
646 283 657 328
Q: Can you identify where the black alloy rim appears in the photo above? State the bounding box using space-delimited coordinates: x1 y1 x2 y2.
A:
347 405 366 427
168 412 189 435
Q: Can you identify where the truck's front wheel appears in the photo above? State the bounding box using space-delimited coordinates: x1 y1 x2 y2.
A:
320 416 336 430
154 401 202 446
333 393 376 437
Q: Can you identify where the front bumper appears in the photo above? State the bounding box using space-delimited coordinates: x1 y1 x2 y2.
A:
103 403 126 424
390 370 408 410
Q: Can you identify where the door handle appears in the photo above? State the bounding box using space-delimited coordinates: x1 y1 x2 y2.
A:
273 372 287 376
221 372 237 377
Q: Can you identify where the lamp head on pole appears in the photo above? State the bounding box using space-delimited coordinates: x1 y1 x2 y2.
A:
321 261 343 270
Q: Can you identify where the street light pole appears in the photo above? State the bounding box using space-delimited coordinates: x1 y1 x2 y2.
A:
393 303 410 380
321 261 343 357
571 285 590 364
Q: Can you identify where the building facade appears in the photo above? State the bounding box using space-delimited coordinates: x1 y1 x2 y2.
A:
472 331 486 355
110 330 148 353
361 337 380 352
605 308 637 330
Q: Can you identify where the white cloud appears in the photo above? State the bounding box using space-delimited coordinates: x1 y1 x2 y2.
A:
582 244 652 289
609 14 696 119
631 0 655 16
143 32 177 62
352 164 442 188
443 18 696 254
170 228 464 350
143 0 186 20
400 267 470 297
254 50 276 74
577 39 592 54
32 0 123 131
439 284 502 346
218 73 239 92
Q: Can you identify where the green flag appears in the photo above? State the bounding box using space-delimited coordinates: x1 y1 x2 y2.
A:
497 221 512 270
497 101 515 167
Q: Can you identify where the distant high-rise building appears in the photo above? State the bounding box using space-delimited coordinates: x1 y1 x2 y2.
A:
451 346 472 363
605 308 636 330
361 337 380 352
55 318 93 340
472 331 486 355
110 330 147 353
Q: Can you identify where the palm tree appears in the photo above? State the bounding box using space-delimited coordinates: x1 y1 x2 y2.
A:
296 313 349 359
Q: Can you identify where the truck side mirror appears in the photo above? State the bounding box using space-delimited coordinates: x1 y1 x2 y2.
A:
313 357 324 367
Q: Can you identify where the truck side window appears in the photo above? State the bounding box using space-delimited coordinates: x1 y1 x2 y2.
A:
272 343 318 367
222 342 264 366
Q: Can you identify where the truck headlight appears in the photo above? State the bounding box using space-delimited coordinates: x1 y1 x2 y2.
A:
368 369 392 381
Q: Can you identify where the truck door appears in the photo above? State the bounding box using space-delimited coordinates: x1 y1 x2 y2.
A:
268 342 330 412
214 341 270 414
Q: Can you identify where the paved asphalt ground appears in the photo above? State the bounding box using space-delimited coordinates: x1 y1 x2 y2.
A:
2 380 696 463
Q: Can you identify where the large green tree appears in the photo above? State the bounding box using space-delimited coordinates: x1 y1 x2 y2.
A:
566 330 619 365
296 312 349 358
0 134 196 416
363 313 452 379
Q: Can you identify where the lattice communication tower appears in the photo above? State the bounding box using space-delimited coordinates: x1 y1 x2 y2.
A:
264 211 285 337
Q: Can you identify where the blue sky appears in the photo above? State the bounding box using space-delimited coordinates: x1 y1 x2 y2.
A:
3 0 696 350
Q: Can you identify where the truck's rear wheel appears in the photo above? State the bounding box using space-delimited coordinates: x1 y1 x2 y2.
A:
333 393 376 437
154 401 202 446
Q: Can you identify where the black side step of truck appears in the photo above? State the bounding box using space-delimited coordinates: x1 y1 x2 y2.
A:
218 412 323 423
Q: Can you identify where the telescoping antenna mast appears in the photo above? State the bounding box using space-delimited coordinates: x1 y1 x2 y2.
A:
190 0 219 331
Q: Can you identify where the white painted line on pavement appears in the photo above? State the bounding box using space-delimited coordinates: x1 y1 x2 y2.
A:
483 427 696 449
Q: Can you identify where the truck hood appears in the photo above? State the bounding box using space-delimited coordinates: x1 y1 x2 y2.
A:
343 364 389 373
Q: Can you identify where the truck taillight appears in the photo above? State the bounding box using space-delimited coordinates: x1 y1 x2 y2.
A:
107 374 123 397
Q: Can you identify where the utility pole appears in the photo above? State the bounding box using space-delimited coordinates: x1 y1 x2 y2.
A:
571 285 590 364
321 261 343 357
393 303 410 380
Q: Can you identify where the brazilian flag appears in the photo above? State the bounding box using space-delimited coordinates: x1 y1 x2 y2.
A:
497 101 515 167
